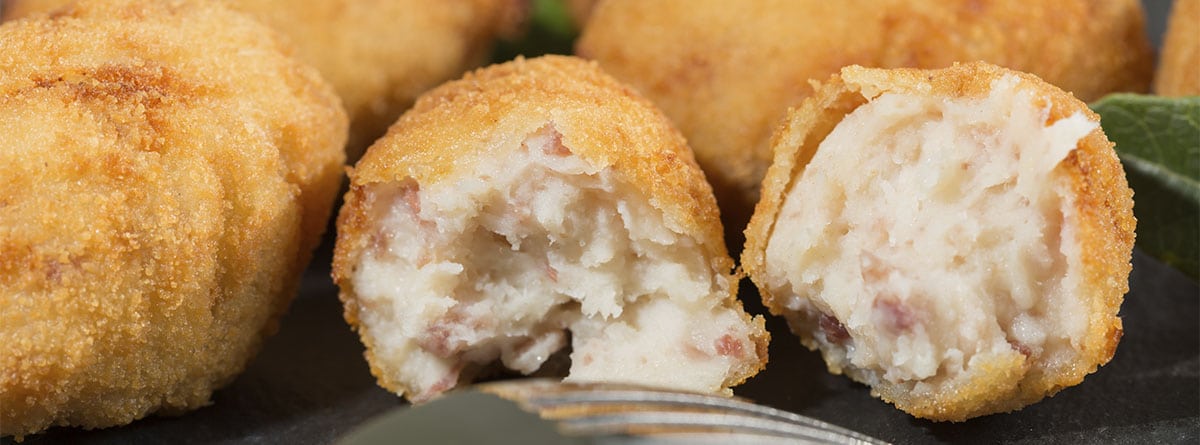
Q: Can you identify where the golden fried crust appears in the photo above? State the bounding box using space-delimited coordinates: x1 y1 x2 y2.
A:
577 0 1152 234
1156 0 1200 96
334 55 766 395
743 62 1134 421
347 55 729 267
873 0 1153 101
3 0 527 160
0 0 346 438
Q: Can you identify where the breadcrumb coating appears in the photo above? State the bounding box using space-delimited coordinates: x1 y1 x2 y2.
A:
3 0 527 159
0 0 346 438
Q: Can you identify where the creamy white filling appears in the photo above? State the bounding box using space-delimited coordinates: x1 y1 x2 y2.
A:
765 76 1094 388
352 125 755 399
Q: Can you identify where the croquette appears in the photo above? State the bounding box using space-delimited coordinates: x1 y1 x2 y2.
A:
576 0 1153 236
1155 0 1200 96
0 0 346 438
333 55 768 402
742 62 1135 421
3 0 527 160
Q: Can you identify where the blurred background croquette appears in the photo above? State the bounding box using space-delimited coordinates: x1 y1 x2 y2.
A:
0 0 346 438
564 0 596 28
2 0 529 160
1155 0 1199 95
576 0 1155 243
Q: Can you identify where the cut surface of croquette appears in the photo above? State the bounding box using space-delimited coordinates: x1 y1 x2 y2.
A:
4 0 526 160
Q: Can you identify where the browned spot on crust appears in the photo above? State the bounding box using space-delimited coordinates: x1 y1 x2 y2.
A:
101 152 135 180
819 313 851 344
416 364 463 402
860 252 889 282
363 178 428 261
544 260 558 282
44 259 63 283
367 229 390 258
415 252 432 269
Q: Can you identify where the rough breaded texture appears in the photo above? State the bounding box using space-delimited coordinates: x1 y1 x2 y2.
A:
231 0 523 159
4 0 526 160
334 55 767 401
0 0 346 438
743 62 1135 421
346 56 729 245
576 0 1153 239
1155 0 1200 96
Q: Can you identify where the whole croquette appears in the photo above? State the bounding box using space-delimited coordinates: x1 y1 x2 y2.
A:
0 0 346 438
333 56 768 402
743 62 1135 421
1155 0 1200 96
576 0 1153 237
3 0 527 160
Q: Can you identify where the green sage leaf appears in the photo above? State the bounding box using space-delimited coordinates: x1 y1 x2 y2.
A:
1091 94 1200 280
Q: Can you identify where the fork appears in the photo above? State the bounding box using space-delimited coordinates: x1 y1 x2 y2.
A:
475 378 890 444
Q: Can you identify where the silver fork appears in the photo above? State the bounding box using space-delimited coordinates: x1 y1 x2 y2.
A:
476 378 890 444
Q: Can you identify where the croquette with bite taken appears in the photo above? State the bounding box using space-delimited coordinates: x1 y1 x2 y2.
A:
333 55 769 402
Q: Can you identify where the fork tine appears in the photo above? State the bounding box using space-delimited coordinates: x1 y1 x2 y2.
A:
559 411 880 443
477 379 889 444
